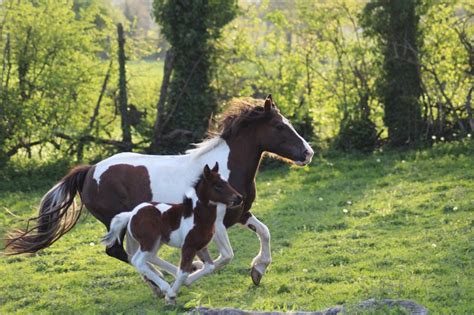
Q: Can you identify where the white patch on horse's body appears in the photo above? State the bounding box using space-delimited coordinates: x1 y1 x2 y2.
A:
155 203 172 213
168 216 194 248
92 138 231 203
185 137 223 157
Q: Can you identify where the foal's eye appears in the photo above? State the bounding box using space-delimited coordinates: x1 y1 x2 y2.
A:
276 124 285 131
214 184 223 192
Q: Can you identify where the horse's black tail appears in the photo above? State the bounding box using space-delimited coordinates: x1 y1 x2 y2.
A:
3 165 92 255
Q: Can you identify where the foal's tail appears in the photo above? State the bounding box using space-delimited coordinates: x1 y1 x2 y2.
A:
3 165 92 255
101 212 132 248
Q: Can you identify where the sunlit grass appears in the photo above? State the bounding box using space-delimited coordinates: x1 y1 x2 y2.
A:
0 140 473 314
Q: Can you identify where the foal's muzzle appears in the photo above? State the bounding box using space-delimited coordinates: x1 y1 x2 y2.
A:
231 195 243 207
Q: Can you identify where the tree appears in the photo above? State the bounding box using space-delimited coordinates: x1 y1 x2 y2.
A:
152 0 238 153
117 23 132 151
361 0 423 146
0 0 114 163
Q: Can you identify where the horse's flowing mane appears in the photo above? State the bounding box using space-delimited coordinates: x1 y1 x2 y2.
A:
186 98 275 157
210 97 272 140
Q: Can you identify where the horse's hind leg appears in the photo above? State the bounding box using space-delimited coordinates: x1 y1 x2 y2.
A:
105 228 129 263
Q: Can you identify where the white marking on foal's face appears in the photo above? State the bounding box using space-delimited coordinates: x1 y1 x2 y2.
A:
282 117 314 165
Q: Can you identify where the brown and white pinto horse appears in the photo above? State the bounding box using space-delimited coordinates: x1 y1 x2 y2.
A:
102 163 242 304
4 94 314 286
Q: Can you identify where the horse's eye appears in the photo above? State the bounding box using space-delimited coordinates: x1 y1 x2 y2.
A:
276 124 285 131
214 185 223 192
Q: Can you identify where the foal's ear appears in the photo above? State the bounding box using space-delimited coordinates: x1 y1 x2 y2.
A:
203 164 211 180
212 162 219 172
264 94 274 112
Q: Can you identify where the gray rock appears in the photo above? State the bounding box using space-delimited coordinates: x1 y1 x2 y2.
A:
189 299 427 315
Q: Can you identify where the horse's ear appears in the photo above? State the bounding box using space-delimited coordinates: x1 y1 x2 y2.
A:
264 95 272 112
203 164 211 180
212 162 219 172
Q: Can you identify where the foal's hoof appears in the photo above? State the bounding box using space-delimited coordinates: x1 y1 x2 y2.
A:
165 295 177 306
250 267 263 285
143 276 164 297
192 260 204 271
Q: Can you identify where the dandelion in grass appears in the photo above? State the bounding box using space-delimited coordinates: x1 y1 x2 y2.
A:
432 243 437 248
432 135 437 140
343 208 349 214
89 242 95 246
453 206 458 211
468 134 472 138
440 137 445 141
346 200 352 205
376 158 381 163
318 197 324 201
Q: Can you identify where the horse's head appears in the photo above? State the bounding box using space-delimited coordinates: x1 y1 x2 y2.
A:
256 95 314 166
200 163 242 206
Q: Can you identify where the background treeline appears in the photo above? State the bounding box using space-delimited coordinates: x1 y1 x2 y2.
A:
0 0 472 165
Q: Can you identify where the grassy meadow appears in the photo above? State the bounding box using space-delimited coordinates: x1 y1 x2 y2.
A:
0 140 473 314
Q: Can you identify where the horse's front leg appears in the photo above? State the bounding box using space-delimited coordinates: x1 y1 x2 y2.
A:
212 222 234 270
241 213 271 285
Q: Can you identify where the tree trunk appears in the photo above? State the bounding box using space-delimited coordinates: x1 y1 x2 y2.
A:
117 23 132 152
150 48 175 153
76 59 113 161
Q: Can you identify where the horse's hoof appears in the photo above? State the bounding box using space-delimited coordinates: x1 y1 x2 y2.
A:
250 267 262 285
192 260 204 271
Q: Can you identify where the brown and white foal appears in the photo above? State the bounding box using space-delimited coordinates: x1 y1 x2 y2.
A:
102 163 242 304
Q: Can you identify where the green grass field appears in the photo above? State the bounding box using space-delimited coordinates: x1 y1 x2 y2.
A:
1 141 473 314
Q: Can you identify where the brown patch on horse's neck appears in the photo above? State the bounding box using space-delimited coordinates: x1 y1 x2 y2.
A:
225 127 263 191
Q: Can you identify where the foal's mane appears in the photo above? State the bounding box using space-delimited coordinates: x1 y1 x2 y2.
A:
186 98 275 157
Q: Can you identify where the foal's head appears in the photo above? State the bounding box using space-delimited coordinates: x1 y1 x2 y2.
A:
197 163 242 206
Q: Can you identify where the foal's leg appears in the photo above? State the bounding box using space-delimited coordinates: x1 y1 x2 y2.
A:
125 232 165 297
131 249 174 298
241 213 272 285
147 256 179 277
166 247 196 305
126 234 178 277
184 248 215 286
